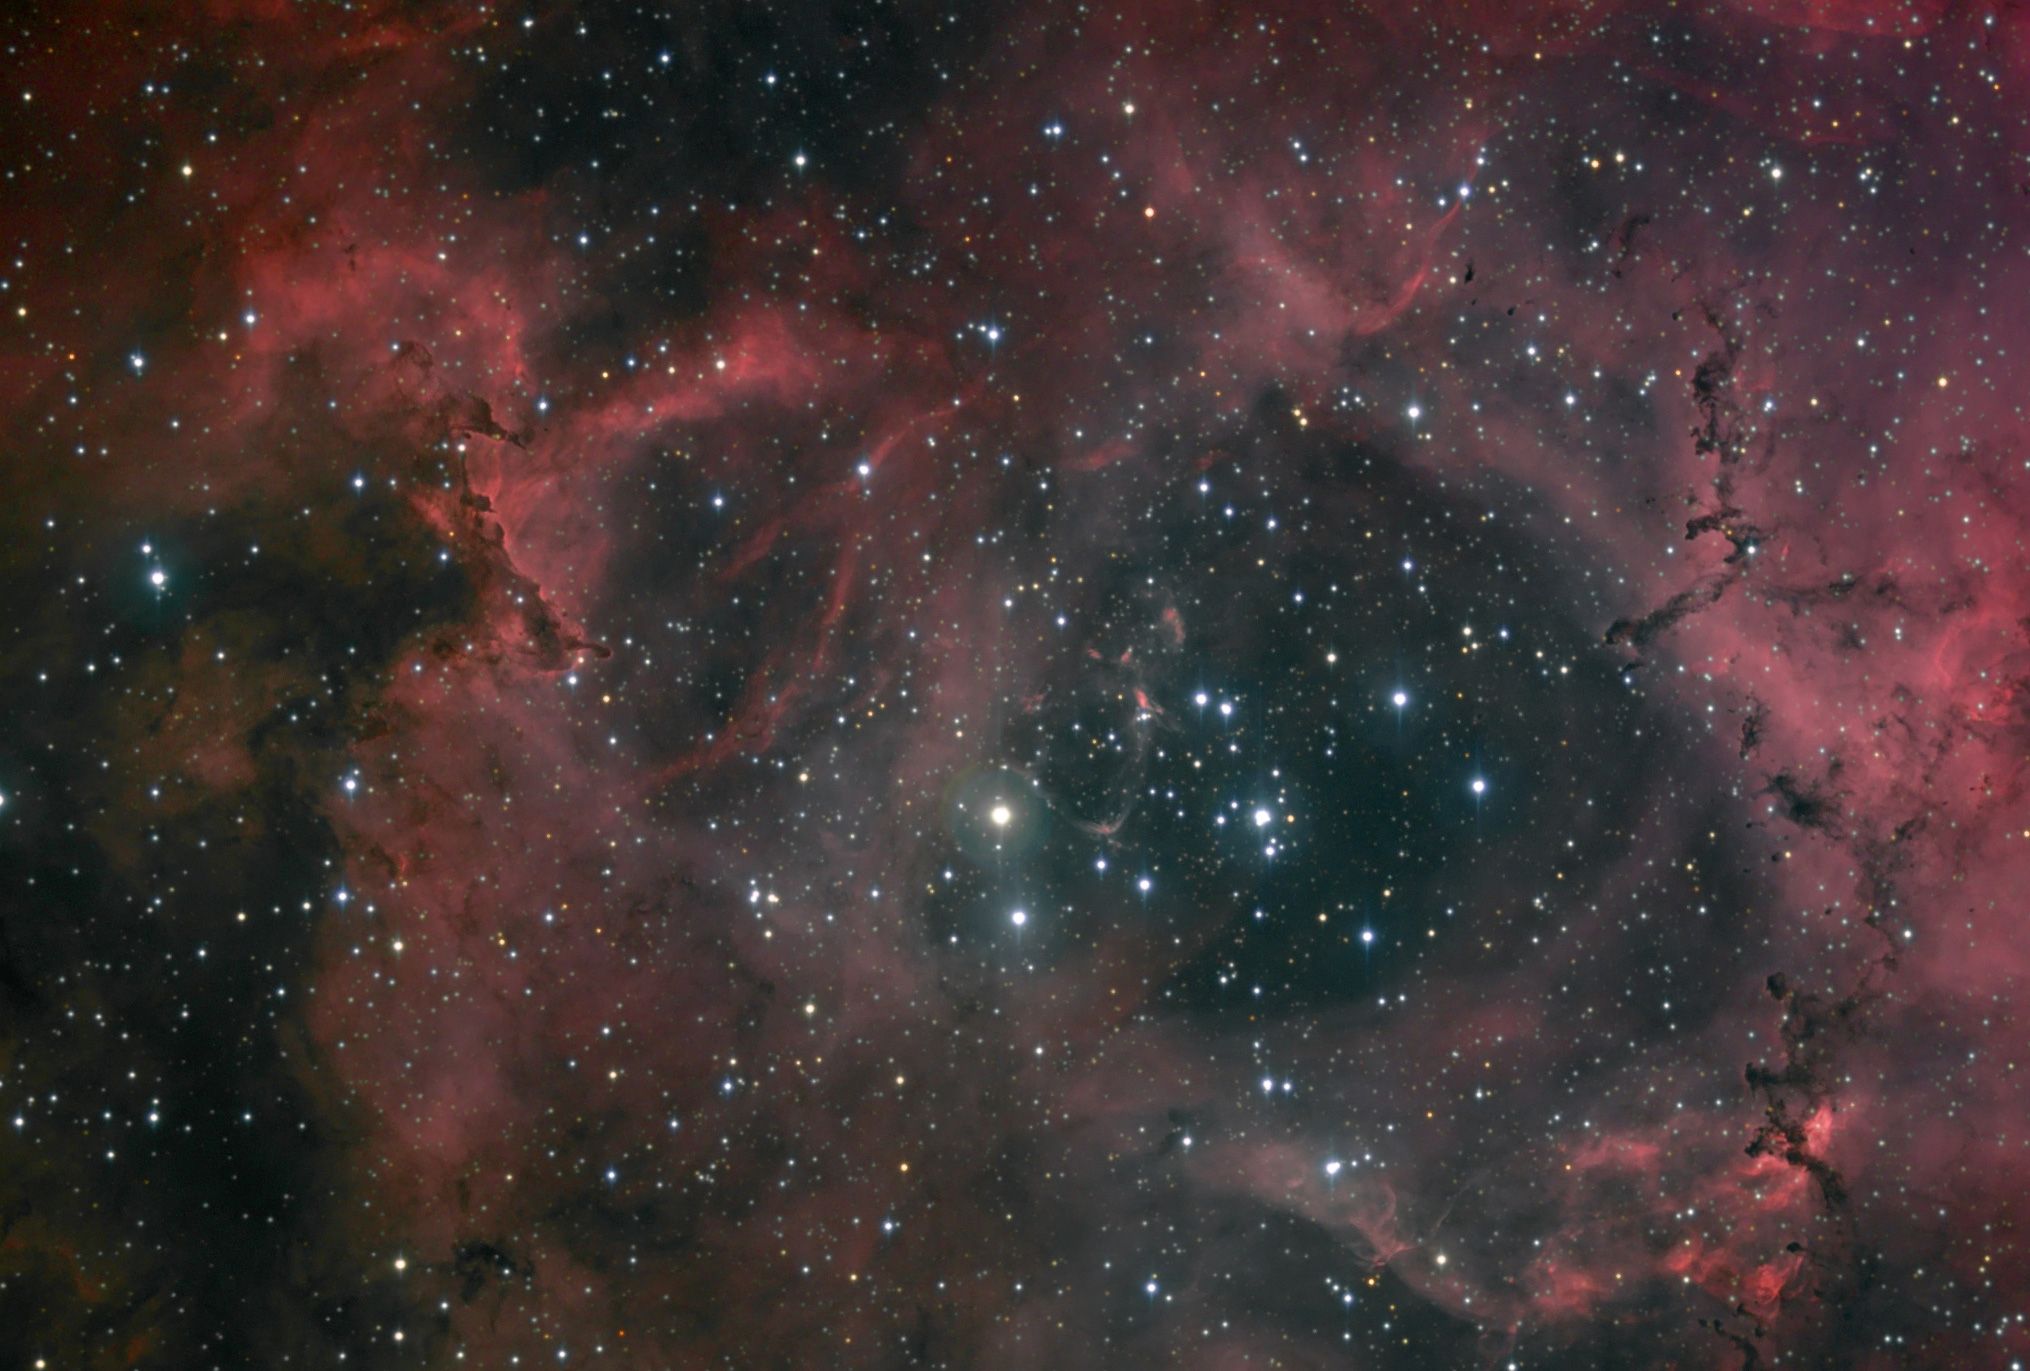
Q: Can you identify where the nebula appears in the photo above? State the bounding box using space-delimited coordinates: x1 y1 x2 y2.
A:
3 1 2028 1366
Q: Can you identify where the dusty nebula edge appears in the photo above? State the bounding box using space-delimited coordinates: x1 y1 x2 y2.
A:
2 0 2028 1366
